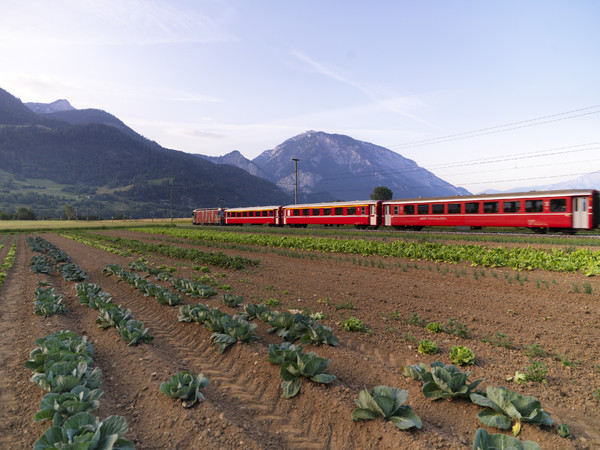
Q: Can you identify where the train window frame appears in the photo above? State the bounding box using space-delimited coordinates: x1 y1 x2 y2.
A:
312 208 320 216
361 206 366 214
525 200 543 213
302 209 310 216
323 208 331 216
243 211 248 217
484 202 499 214
550 198 567 212
503 201 521 213
269 210 274 216
335 207 343 215
404 205 415 215
293 209 300 216
393 205 399 215
418 204 429 215
432 204 444 214
447 203 461 214
465 202 479 214
347 207 356 215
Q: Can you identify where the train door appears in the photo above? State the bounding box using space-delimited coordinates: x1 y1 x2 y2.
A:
370 204 378 226
384 205 391 226
572 196 589 229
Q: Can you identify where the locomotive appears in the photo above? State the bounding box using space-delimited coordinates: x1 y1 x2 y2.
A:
193 189 600 233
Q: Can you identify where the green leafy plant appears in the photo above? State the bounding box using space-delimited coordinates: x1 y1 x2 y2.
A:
449 345 475 366
210 317 259 354
351 386 422 430
472 428 540 450
342 317 365 332
279 352 335 398
522 360 547 384
118 320 154 346
335 301 355 310
470 386 553 436
402 361 483 400
160 371 209 408
425 322 444 333
524 342 546 358
444 317 471 338
406 312 426 327
266 298 280 307
34 385 103 426
418 339 438 355
482 332 513 349
34 412 133 449
557 423 571 439
267 343 304 365
221 293 244 307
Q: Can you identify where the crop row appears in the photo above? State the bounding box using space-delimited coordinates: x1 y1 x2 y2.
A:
27 237 88 281
0 237 16 287
61 231 259 270
25 330 133 449
132 226 600 275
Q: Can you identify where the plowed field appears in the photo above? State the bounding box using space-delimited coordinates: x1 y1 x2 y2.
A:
1 229 599 449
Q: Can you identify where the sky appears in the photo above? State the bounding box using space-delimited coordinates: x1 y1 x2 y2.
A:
1 0 599 193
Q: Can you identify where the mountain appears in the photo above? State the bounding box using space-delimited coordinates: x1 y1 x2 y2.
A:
198 150 268 179
251 131 469 202
25 99 75 114
0 88 290 219
479 171 600 194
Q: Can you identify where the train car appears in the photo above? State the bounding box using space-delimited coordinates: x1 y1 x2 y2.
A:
382 189 600 232
282 200 382 228
192 207 225 225
224 205 283 226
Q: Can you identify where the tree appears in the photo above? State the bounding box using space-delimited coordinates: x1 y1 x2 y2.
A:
14 206 36 220
63 204 76 220
370 186 393 200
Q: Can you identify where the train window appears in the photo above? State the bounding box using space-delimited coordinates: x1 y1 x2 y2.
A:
293 209 300 216
447 203 461 214
347 207 356 215
243 211 248 217
432 204 444 214
418 204 429 215
361 206 366 214
335 207 343 215
465 202 479 214
393 205 399 215
302 209 309 215
484 202 499 213
503 201 520 213
269 210 274 216
550 199 567 212
525 200 543 212
312 208 320 216
404 205 415 215
323 208 331 215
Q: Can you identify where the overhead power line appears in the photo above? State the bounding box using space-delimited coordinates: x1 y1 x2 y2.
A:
389 104 600 151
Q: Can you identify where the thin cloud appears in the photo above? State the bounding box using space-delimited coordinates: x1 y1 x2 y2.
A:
291 50 433 127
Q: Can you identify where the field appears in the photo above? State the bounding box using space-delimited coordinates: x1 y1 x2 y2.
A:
1 226 599 449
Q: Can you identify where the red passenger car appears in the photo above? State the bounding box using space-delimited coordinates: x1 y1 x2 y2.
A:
382 190 599 232
282 200 382 228
192 207 225 225
225 206 283 226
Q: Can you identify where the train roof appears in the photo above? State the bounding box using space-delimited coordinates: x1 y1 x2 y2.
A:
284 200 380 209
382 189 598 204
225 205 282 212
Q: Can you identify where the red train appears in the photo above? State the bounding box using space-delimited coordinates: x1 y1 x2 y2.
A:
193 189 600 233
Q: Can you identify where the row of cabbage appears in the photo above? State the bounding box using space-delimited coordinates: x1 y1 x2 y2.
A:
27 236 88 281
0 236 16 287
132 226 600 275
25 330 133 449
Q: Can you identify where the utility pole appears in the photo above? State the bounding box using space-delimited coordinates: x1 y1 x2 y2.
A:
169 183 173 224
292 158 299 204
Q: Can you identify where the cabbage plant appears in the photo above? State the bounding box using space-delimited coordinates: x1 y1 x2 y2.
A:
470 386 553 436
160 371 209 408
351 386 422 430
267 343 304 365
449 345 475 366
280 352 336 398
34 412 133 450
243 303 271 320
117 320 154 346
402 361 483 400
210 316 258 353
472 428 540 450
34 385 103 426
222 293 244 307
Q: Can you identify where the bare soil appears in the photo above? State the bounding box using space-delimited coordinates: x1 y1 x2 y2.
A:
1 229 600 449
